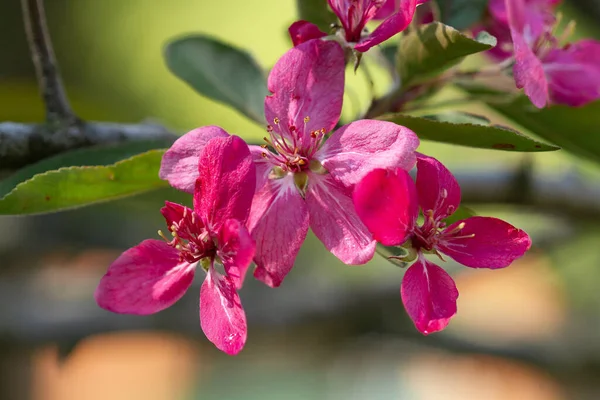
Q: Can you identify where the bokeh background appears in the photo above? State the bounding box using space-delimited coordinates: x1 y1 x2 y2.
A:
1 0 600 399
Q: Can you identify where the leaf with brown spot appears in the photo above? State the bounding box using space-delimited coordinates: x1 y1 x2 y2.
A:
463 93 600 165
492 143 516 149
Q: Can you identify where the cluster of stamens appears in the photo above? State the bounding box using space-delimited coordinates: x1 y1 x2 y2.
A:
412 209 452 253
260 116 327 173
531 11 576 59
410 205 475 261
158 207 215 264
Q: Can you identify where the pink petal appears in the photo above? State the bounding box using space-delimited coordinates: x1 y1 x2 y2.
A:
511 31 549 108
218 218 256 289
506 0 549 108
248 176 309 287
375 0 429 20
248 144 273 192
489 0 509 23
353 168 418 246
160 201 200 241
288 20 327 46
505 0 528 33
355 0 419 52
401 257 458 335
306 173 375 264
317 119 419 186
415 154 461 220
264 40 344 148
200 266 247 355
543 39 600 107
327 0 346 23
438 216 531 269
194 135 256 228
491 0 559 31
374 0 400 20
159 126 229 193
95 239 195 315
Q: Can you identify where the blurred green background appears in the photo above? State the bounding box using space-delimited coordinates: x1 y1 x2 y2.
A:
1 0 600 399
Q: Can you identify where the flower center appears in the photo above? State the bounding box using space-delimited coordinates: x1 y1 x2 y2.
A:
340 0 386 43
260 116 327 173
530 11 575 60
158 208 216 264
411 207 475 257
412 210 444 252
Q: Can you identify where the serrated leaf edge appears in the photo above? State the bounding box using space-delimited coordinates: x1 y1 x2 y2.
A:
379 114 561 151
0 149 169 215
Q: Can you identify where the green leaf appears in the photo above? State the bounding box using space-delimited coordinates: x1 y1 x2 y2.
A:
376 244 411 268
296 0 337 31
478 96 600 165
380 112 560 152
437 0 489 31
381 44 398 66
164 35 268 124
0 150 168 215
443 206 476 226
0 139 172 198
397 22 496 87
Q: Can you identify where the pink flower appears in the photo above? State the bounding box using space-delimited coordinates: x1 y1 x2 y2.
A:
486 0 600 107
96 135 256 355
353 154 531 334
504 0 557 107
159 40 419 287
289 0 424 52
490 0 558 41
541 40 600 107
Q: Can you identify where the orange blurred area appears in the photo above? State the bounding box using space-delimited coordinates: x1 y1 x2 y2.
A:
32 332 201 400
4 251 573 399
450 253 567 343
402 352 564 400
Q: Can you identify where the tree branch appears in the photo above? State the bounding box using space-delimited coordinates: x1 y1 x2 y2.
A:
456 161 600 220
21 0 77 125
0 122 176 169
0 0 178 170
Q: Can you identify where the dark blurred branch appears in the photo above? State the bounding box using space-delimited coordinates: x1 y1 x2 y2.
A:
0 122 175 169
21 0 77 125
457 159 600 220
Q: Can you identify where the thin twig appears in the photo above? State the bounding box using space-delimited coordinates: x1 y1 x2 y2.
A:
21 0 78 125
2 0 178 170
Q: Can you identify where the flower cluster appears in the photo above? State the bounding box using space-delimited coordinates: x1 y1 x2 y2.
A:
93 0 582 355
290 0 427 51
480 0 600 107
